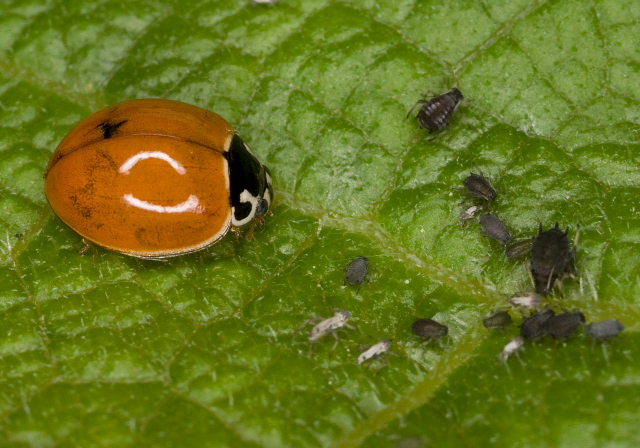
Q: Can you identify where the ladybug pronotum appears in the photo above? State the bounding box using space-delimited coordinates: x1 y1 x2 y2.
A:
44 99 274 259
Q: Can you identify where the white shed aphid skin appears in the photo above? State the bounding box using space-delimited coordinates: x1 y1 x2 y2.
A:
306 309 354 351
358 339 392 365
459 205 483 221
507 291 541 309
498 336 524 362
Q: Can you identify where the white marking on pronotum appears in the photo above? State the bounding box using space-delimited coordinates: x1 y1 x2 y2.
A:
243 142 256 156
122 194 204 214
231 190 260 227
358 339 391 365
119 151 186 175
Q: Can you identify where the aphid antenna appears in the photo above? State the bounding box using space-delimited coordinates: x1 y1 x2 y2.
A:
264 325 278 342
470 161 488 178
294 315 321 335
583 270 598 302
427 127 449 141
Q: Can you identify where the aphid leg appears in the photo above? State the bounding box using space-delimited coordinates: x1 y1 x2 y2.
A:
330 331 341 355
601 343 610 364
373 355 389 375
427 125 449 141
544 259 561 296
564 246 578 279
405 100 428 120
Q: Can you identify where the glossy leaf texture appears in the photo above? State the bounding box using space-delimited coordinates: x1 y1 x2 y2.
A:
0 0 639 447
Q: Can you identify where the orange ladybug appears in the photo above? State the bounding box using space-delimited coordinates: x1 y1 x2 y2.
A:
44 99 273 258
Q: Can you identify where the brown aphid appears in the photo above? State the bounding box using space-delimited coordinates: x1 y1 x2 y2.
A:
406 88 463 139
463 173 497 202
520 309 555 340
505 238 533 258
547 312 585 340
479 213 512 245
411 318 448 339
483 310 512 329
530 223 575 296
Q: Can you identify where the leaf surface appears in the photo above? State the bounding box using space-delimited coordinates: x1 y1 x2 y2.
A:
0 0 639 447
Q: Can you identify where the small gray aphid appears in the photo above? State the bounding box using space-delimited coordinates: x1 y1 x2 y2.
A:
411 318 448 339
505 238 533 258
463 173 497 202
344 256 369 286
530 223 575 296
546 312 585 339
499 336 524 362
483 310 512 329
585 320 624 340
406 87 464 139
479 213 512 245
520 309 555 340
358 339 392 365
507 291 541 309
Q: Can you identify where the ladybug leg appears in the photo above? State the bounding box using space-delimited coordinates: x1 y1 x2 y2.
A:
78 240 91 255
231 226 243 240
427 124 450 141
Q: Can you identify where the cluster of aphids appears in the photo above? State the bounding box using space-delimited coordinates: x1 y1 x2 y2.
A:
298 257 390 366
299 256 450 368
460 155 624 361
408 88 624 362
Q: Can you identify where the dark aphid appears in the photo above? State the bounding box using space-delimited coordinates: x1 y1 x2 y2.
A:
411 318 448 339
546 312 585 339
530 223 575 296
585 320 624 340
406 88 463 139
483 310 512 329
505 238 533 258
463 173 497 202
479 213 512 245
344 256 369 286
520 309 555 340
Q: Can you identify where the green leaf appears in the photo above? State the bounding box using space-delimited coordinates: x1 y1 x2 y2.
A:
1 0 639 447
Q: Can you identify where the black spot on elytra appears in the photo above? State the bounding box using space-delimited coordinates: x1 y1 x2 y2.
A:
97 120 127 139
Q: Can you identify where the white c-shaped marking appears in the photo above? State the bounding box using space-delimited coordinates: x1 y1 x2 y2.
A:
122 194 204 214
231 189 260 227
119 151 186 175
119 151 203 214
